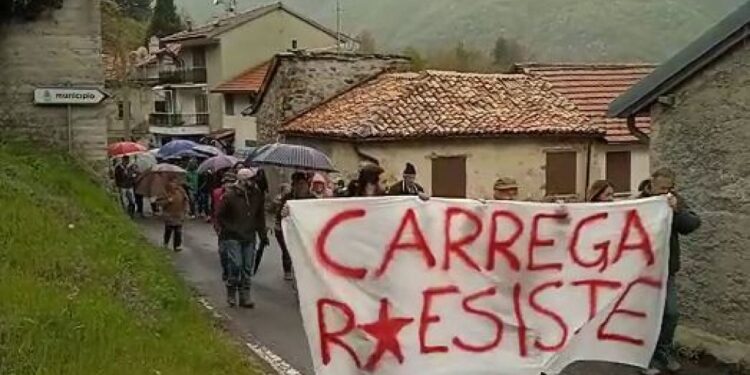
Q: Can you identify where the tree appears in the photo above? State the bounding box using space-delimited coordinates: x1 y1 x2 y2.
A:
102 0 147 138
454 41 470 72
402 47 426 71
147 0 182 38
492 36 527 72
0 0 63 22
357 30 377 53
114 0 152 21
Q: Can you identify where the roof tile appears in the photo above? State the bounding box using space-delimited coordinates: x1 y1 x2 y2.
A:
281 71 600 140
212 62 270 93
518 63 655 143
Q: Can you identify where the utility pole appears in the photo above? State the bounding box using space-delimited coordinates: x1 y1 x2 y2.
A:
336 0 342 52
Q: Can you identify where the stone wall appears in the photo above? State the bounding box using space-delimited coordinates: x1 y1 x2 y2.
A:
254 51 411 143
650 42 750 353
0 0 110 162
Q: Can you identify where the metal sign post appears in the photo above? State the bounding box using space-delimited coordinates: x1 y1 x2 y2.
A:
33 87 109 154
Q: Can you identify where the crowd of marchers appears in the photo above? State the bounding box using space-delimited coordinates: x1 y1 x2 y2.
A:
112 155 700 375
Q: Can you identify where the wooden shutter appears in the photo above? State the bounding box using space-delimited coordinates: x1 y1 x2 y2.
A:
606 151 632 193
545 151 577 196
224 95 235 116
432 157 466 198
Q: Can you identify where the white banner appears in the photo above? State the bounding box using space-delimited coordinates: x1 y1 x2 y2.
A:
284 197 672 375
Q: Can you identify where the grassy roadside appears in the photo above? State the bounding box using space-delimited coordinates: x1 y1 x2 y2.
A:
0 143 265 375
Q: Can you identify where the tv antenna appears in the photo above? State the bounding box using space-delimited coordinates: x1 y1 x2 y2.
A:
336 0 342 51
212 0 237 13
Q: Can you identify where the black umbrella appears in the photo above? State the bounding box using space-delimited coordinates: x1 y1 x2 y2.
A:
246 143 337 172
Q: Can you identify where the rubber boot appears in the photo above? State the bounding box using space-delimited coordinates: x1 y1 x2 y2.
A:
238 288 254 309
226 285 237 307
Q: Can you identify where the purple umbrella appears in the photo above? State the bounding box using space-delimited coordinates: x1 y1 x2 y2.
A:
197 154 240 174
157 139 199 159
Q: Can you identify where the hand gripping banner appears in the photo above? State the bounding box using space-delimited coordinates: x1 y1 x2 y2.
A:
284 197 672 375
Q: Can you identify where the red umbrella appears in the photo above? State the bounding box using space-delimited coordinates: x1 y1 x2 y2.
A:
108 142 147 157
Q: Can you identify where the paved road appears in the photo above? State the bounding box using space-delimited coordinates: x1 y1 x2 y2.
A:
139 219 730 375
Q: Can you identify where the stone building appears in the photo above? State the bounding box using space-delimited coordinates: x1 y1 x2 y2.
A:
0 0 110 162
517 64 655 195
246 51 412 143
609 1 750 363
277 70 605 200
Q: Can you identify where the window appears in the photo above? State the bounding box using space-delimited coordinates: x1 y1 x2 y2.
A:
606 151 632 193
545 151 577 196
192 47 206 67
224 95 235 116
432 156 466 198
117 101 124 119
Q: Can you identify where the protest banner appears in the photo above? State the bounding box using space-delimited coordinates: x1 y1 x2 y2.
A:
284 196 672 375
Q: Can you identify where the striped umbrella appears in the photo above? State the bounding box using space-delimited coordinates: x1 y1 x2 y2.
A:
247 143 336 172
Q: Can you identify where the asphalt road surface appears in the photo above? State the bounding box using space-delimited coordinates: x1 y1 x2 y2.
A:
139 219 730 375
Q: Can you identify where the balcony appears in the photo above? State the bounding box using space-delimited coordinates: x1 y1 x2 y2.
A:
158 67 207 85
149 113 210 127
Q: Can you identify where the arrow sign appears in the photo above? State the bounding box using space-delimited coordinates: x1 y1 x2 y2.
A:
34 87 109 105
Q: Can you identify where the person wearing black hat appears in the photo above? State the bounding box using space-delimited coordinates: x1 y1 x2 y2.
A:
387 162 425 196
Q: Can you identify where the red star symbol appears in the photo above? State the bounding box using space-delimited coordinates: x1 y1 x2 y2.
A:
359 298 414 371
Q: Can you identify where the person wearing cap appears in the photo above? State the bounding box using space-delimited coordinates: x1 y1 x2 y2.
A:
217 168 268 308
387 162 426 197
493 177 519 200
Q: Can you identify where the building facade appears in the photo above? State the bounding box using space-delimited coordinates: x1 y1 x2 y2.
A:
610 2 750 363
151 3 353 146
280 70 603 200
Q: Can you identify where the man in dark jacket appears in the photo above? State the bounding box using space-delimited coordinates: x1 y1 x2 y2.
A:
641 168 701 374
114 155 139 217
217 168 269 308
387 162 425 196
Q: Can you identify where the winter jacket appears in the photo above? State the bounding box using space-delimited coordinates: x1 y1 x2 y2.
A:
114 164 139 189
274 190 314 231
642 192 701 275
387 180 425 196
159 186 189 226
217 184 266 243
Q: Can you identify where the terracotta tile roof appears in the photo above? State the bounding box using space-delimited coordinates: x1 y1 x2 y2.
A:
281 70 600 140
517 63 655 143
212 62 270 93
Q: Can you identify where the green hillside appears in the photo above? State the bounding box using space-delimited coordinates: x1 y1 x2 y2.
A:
0 143 264 374
176 0 744 62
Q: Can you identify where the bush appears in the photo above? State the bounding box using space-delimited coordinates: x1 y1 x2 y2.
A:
0 143 265 374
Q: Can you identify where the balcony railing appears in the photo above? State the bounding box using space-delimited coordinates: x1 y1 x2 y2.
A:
149 113 210 127
158 67 207 84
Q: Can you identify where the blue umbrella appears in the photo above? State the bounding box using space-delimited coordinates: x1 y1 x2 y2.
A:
158 139 199 159
163 149 204 160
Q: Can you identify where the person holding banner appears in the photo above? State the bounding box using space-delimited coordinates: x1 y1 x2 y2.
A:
353 163 386 197
586 180 615 202
493 177 519 200
217 168 269 308
274 173 314 280
641 168 701 374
